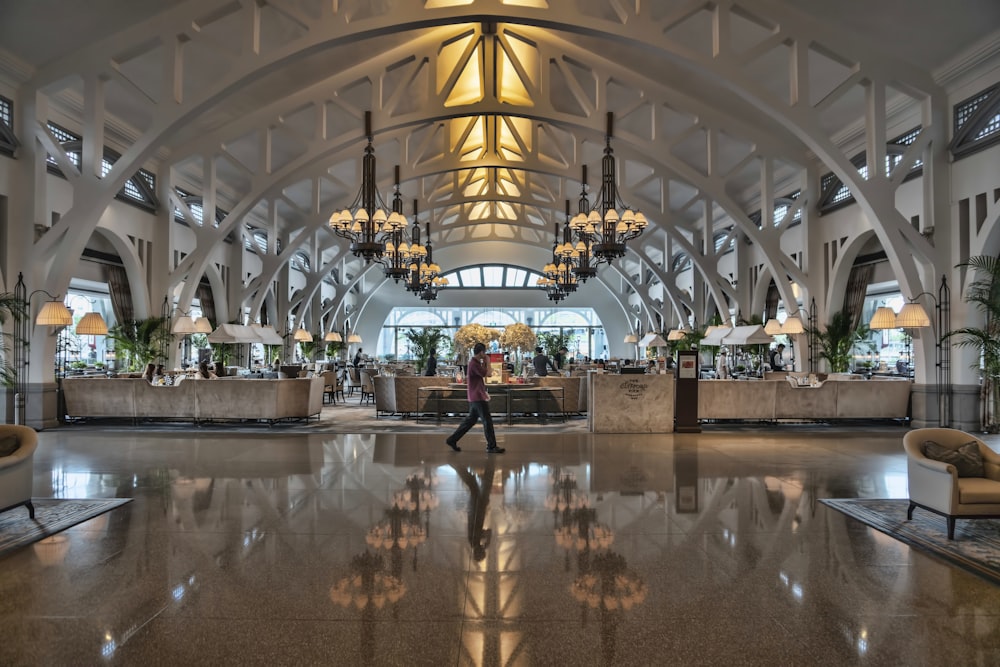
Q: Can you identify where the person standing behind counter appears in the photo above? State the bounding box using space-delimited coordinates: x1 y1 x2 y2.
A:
532 346 556 376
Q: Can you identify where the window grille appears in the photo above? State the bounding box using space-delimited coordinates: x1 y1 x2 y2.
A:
952 85 1000 158
0 96 16 156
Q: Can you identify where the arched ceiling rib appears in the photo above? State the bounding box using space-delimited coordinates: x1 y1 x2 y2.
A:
10 0 982 322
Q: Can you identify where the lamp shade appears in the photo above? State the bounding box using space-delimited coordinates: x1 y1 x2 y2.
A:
75 312 108 335
348 333 363 344
780 316 805 335
667 328 686 341
172 315 197 334
869 306 897 330
294 328 313 342
324 332 343 342
35 300 73 326
193 317 213 334
623 334 638 344
763 318 783 335
895 302 931 329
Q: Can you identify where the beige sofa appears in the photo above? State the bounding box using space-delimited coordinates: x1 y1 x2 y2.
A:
373 376 452 417
63 376 324 423
0 425 37 518
535 376 588 416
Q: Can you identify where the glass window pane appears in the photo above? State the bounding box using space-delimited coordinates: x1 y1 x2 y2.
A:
459 268 481 287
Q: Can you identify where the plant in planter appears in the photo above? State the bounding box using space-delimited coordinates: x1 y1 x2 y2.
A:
945 256 1000 432
807 309 873 373
107 317 170 371
404 327 448 374
453 323 500 360
499 323 537 374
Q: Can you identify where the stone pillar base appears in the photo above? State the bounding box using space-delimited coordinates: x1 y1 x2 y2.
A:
911 382 983 432
14 381 61 430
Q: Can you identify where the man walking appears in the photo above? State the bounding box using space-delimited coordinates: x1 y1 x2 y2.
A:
447 342 504 454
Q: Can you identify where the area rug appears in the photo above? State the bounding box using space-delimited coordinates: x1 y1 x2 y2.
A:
0 498 132 559
821 498 1000 586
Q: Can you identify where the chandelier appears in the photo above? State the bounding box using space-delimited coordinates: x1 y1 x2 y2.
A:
541 220 578 300
570 170 598 283
381 167 426 282
405 205 448 303
570 113 647 263
328 111 407 263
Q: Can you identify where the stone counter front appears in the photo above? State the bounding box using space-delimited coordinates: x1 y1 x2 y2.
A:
588 373 675 433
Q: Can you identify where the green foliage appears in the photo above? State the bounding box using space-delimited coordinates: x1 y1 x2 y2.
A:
107 317 170 371
946 256 1000 432
404 327 448 373
807 309 871 373
536 330 577 357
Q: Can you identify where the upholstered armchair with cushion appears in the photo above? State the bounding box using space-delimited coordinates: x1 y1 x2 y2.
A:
0 425 38 518
903 427 1000 539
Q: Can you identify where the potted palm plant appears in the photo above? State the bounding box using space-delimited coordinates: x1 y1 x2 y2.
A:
808 309 872 373
945 256 1000 432
403 327 448 374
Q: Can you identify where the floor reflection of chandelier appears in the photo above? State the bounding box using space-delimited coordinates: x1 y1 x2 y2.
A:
329 551 406 610
571 552 647 612
555 518 614 553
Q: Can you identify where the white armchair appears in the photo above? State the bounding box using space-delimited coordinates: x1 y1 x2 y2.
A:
0 425 38 519
903 427 1000 539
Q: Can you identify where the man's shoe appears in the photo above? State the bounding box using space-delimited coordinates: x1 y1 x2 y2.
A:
446 440 461 452
486 446 505 454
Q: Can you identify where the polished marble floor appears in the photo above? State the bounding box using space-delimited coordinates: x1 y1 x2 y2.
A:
2 420 999 666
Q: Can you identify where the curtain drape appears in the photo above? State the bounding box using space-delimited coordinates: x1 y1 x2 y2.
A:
104 265 133 324
765 281 780 320
844 263 875 330
196 284 216 326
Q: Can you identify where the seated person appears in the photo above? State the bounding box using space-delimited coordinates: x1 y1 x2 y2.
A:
196 361 217 379
142 363 156 383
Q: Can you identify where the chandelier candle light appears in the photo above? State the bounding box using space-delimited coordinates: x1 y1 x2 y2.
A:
570 113 647 263
328 111 407 263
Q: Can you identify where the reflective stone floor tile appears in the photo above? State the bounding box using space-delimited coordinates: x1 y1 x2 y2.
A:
111 617 464 666
457 616 822 667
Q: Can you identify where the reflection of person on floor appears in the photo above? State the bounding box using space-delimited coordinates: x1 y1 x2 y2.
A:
453 459 496 561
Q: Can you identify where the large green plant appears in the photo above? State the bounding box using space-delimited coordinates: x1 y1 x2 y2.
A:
536 330 577 357
945 256 1000 432
808 309 871 373
0 292 25 387
107 317 170 371
404 327 448 373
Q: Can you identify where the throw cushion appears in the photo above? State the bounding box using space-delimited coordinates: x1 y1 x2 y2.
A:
0 433 19 457
922 440 986 478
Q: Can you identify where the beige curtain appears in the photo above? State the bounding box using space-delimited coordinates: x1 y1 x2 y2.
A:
765 281 780 320
844 263 875 330
105 265 133 324
196 283 216 326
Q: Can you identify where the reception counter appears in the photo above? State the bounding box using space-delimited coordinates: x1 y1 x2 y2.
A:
697 377 911 421
588 372 675 433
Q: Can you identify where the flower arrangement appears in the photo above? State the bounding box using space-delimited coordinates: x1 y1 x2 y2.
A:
499 323 537 355
453 323 500 356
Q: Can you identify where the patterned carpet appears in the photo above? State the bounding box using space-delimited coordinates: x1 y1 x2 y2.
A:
0 498 133 559
821 498 1000 586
